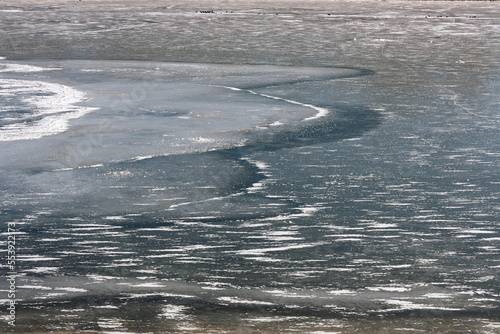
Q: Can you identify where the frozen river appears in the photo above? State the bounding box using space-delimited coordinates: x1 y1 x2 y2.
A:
0 1 499 332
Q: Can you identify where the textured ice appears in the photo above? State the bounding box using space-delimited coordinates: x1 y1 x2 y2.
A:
0 0 499 332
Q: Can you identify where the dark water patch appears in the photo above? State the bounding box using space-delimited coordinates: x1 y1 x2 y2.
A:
1 1 498 331
237 67 375 90
230 104 382 154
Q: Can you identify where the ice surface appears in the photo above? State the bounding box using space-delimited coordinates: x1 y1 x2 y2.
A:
0 0 499 333
0 60 360 170
0 78 97 141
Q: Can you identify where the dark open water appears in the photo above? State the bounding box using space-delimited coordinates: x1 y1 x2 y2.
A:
0 1 499 332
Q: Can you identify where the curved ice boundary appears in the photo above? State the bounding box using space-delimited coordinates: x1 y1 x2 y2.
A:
0 78 98 141
220 85 329 122
0 60 369 170
0 60 378 221
0 60 96 141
